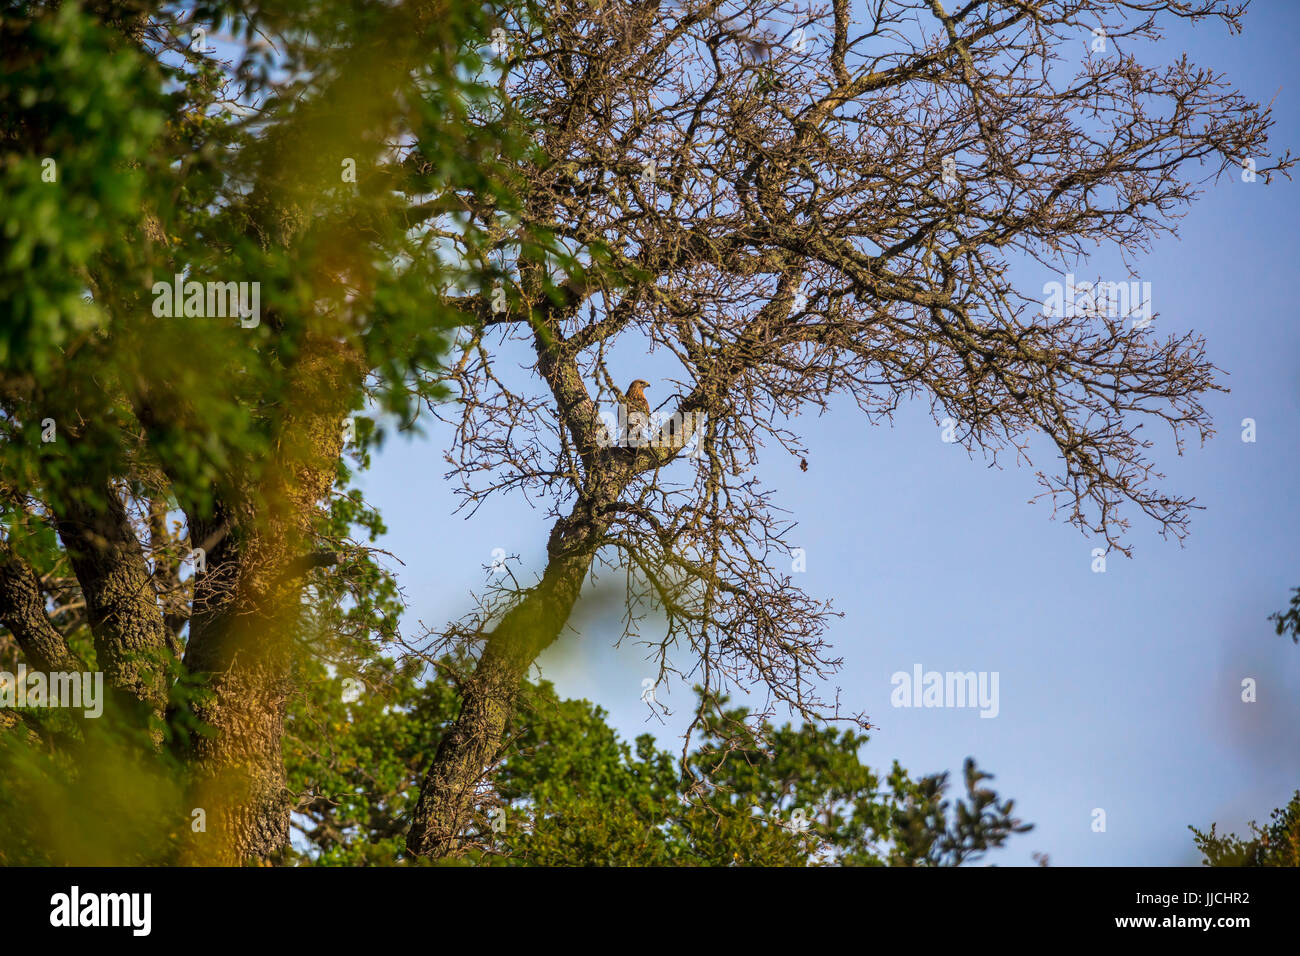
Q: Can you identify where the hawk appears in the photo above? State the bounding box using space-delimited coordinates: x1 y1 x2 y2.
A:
625 378 651 445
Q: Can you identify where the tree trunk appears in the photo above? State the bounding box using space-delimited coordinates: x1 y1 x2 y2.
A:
406 497 610 858
51 482 171 720
179 596 298 865
0 542 76 672
177 336 362 865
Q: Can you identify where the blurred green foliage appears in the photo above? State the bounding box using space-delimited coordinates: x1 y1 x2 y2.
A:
1 0 541 517
1 2 163 372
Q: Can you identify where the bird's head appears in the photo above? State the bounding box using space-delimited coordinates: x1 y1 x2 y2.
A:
628 379 650 393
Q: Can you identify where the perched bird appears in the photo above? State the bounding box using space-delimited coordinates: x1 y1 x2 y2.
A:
625 378 651 445
626 379 651 417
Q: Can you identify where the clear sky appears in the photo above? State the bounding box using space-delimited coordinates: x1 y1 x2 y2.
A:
356 2 1300 865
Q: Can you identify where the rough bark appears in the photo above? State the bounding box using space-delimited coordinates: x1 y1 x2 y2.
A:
50 482 170 716
406 491 614 857
0 542 76 672
178 336 364 865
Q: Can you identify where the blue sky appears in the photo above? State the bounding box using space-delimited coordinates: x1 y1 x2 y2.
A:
356 2 1300 865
